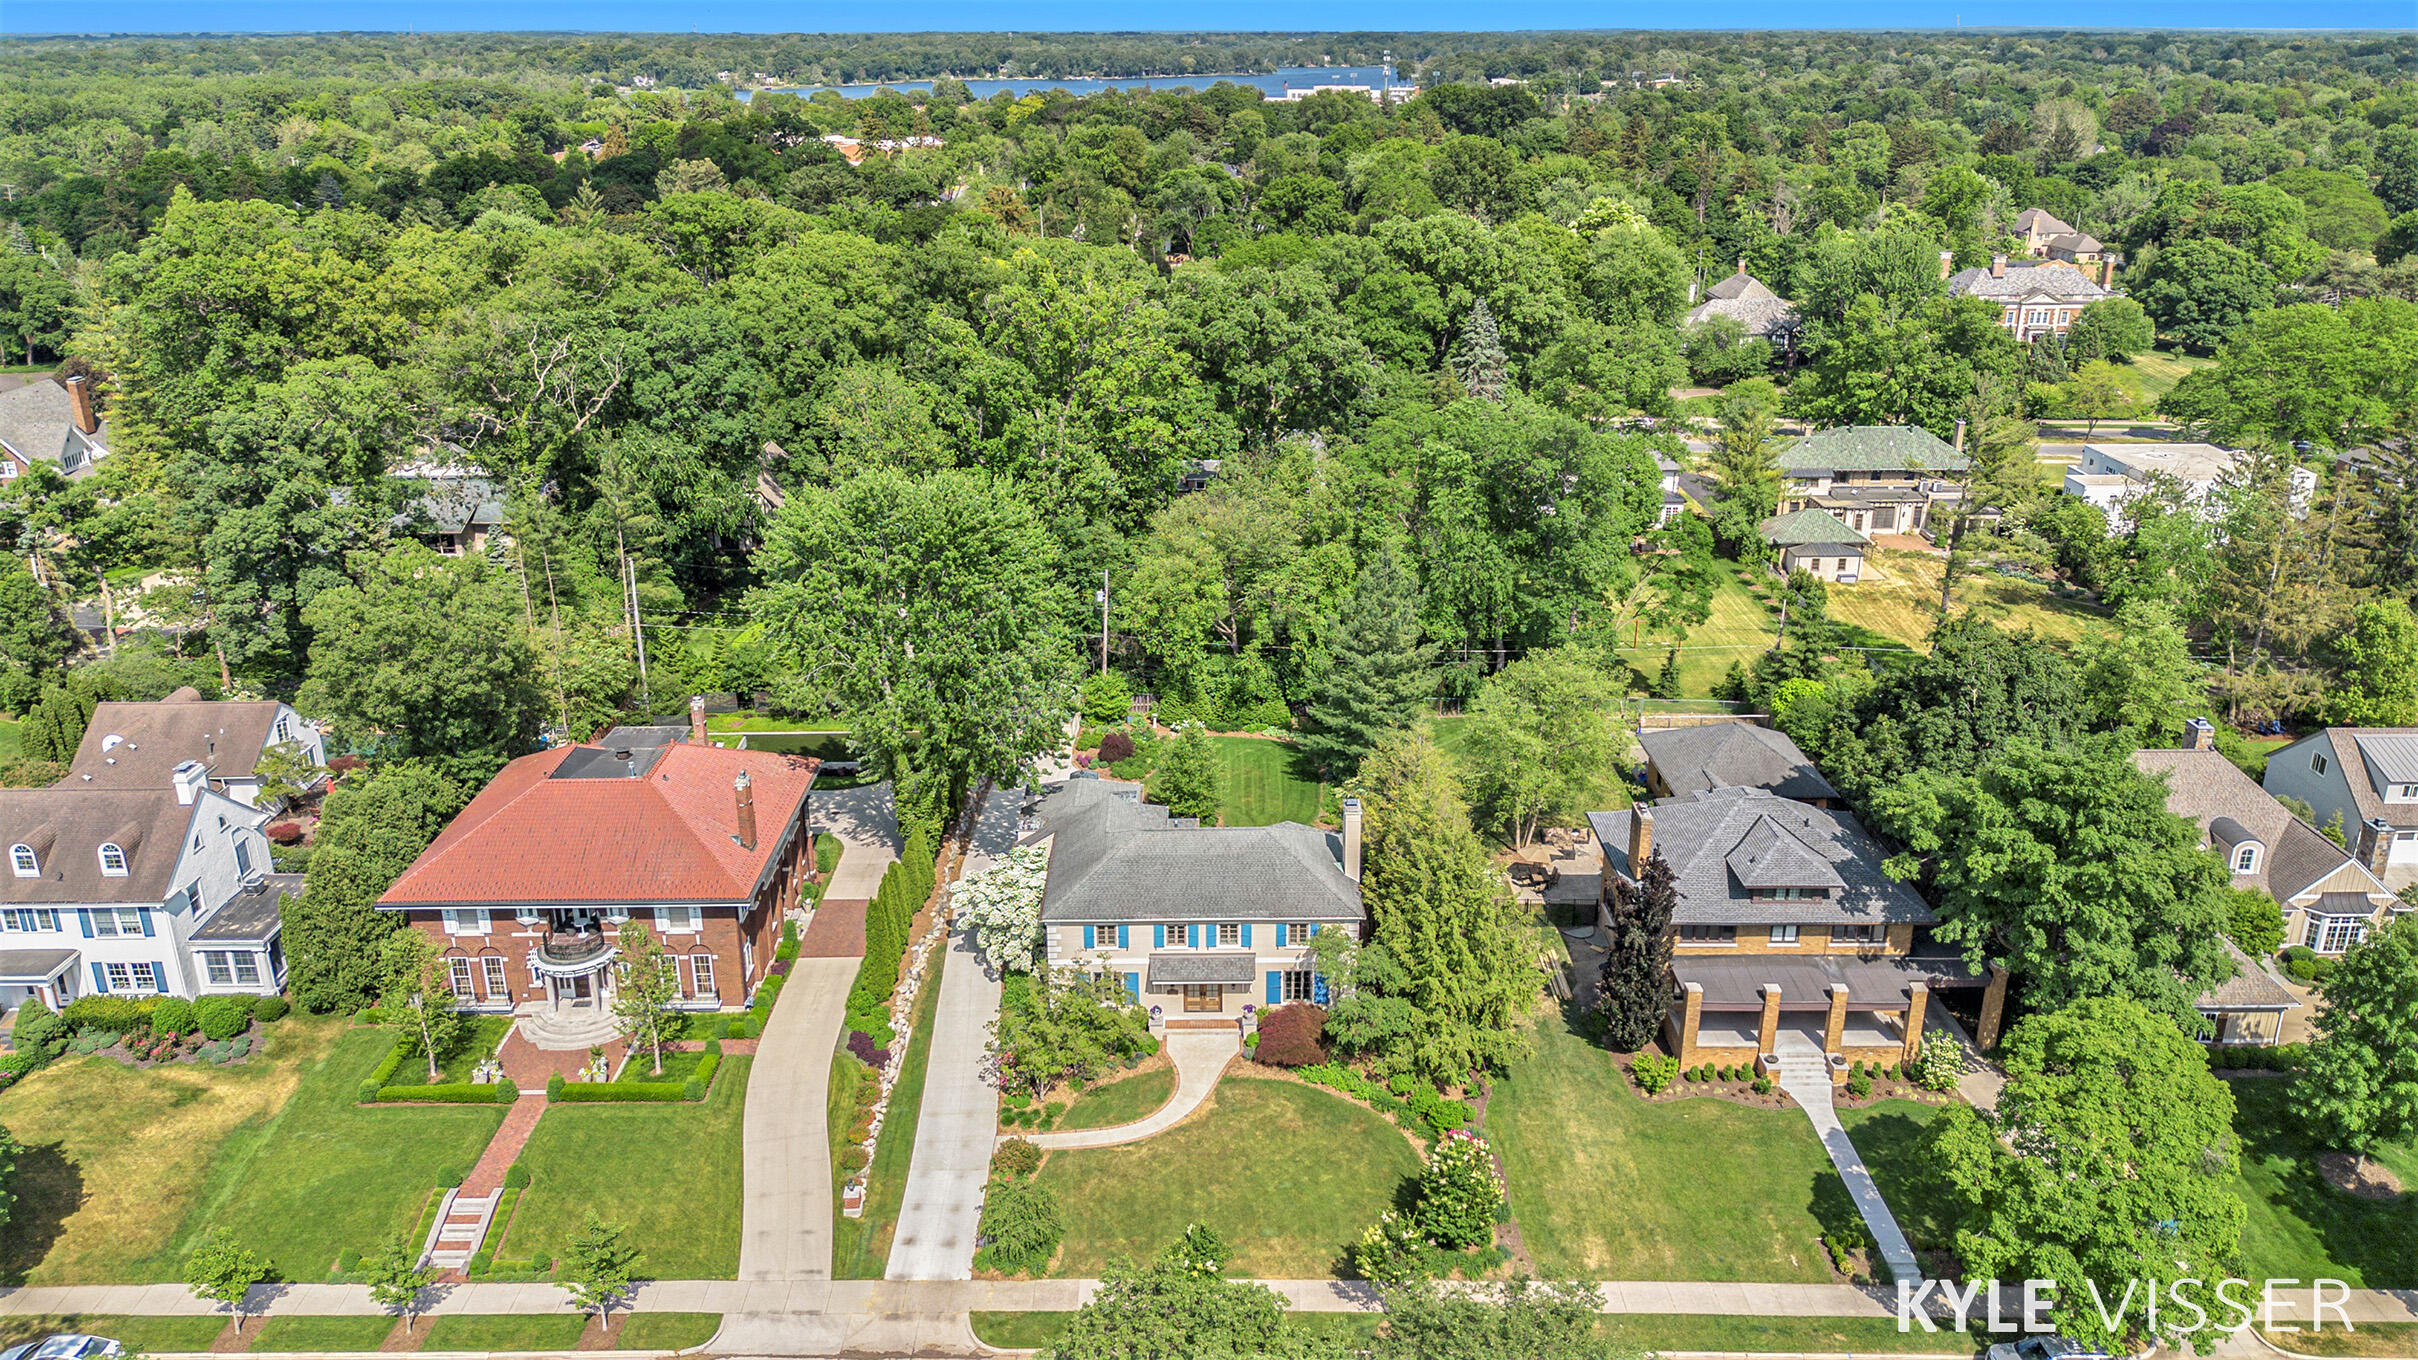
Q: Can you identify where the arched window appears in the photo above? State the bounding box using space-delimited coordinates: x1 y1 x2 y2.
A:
98 843 129 876
2233 843 2261 874
9 844 36 877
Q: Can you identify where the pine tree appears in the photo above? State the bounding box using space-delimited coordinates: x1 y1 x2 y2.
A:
1453 296 1509 403
1147 722 1222 821
1652 649 1682 700
1597 848 1676 1052
1300 548 1437 778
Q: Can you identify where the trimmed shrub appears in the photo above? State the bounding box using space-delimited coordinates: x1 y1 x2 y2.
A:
1752 1075 1774 1095
1846 1070 1873 1100
377 1083 502 1104
505 1163 531 1189
1253 1003 1329 1068
253 996 289 1023
1630 1052 1681 1095
993 1137 1044 1180
436 1164 469 1188
546 1072 565 1099
10 997 64 1059
62 994 155 1036
152 997 195 1035
846 1030 892 1068
336 1247 363 1273
1097 730 1136 765
839 1145 870 1175
193 995 252 1040
553 1081 686 1102
265 821 305 845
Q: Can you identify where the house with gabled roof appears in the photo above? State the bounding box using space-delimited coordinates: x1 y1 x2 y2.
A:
1758 507 1868 583
0 374 109 482
2263 727 2418 895
1946 255 2119 342
1774 425 1969 537
65 688 324 810
1684 262 1798 346
377 727 817 1029
1639 722 1841 808
1028 777 1362 1025
1587 786 2008 1076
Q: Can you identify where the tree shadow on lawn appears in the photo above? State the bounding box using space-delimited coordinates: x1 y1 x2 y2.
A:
0 1139 81 1285
2230 1080 2418 1288
1832 1110 1958 1257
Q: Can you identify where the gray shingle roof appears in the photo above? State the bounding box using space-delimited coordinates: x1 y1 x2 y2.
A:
398 476 507 535
1032 779 1360 924
1726 815 1847 891
1639 723 1840 804
1776 426 1969 476
2132 748 2392 906
2198 943 2297 1012
0 378 106 473
1759 507 1869 549
1946 262 2113 303
1147 953 1259 985
1684 295 1796 339
1586 787 1936 927
1706 271 1780 302
70 697 292 788
0 788 208 906
0 947 78 982
2014 208 2075 236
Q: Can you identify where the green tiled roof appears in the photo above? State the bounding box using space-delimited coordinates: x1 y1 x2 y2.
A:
1777 425 1969 474
1759 507 1870 548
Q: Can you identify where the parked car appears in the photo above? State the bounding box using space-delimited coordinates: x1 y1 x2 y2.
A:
1 1336 125 1360
1987 1337 2114 1360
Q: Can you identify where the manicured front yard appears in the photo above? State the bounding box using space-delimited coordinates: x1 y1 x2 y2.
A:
416 1314 588 1351
1827 550 2111 651
498 1057 752 1279
1034 1074 1420 1278
246 1315 397 1351
1489 1004 1945 1281
969 1311 1959 1354
2229 1077 2418 1288
0 1017 502 1284
0 1316 225 1352
1054 1065 1176 1132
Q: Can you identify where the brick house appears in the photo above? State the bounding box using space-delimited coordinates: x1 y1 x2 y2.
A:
1030 777 1362 1025
1588 787 2008 1078
1944 253 2119 342
1774 425 1970 537
376 732 818 1018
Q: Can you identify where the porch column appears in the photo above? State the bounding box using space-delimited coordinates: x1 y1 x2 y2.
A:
1976 965 2011 1049
1902 983 1930 1063
1676 981 1703 1066
1824 983 1850 1057
1757 984 1782 1059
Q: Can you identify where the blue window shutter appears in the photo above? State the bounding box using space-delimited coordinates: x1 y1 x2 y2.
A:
139 908 155 938
1082 925 1096 950
90 961 108 991
153 966 169 993
1186 923 1198 948
1313 971 1330 1005
1276 923 1289 947
1240 923 1253 948
1124 972 1140 1001
1266 971 1281 1005
78 909 95 938
1117 925 1129 949
1153 924 1165 949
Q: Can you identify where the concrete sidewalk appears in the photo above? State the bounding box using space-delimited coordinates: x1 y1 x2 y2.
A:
1027 1030 1236 1150
736 954 859 1281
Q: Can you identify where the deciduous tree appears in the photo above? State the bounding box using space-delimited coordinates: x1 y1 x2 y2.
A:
2298 917 2418 1154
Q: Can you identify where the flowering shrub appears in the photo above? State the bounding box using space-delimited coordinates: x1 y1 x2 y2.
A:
1349 1209 1428 1285
1416 1130 1501 1250
1911 1033 1963 1092
957 846 1050 975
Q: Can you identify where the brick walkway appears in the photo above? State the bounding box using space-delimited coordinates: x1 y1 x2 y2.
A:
460 1093 549 1198
797 898 866 957
495 1030 629 1091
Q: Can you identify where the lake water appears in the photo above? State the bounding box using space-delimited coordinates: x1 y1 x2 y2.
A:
742 64 1399 102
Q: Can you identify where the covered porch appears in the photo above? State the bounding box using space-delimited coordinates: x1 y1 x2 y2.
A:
1667 951 2008 1079
0 947 78 1014
1144 952 1257 1021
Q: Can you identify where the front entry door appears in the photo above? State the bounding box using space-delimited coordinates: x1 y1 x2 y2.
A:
1183 984 1219 1013
571 973 593 1002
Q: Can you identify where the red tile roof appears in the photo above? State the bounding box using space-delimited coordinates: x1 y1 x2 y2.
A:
378 743 818 908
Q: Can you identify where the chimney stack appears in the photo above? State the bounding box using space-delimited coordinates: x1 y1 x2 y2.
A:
735 769 757 851
2358 817 2393 874
1954 419 1967 453
690 694 707 744
1990 254 2007 279
2098 257 2116 290
1735 258 1747 276
1937 249 1954 280
1340 797 1363 882
2184 717 2216 751
1629 805 1655 870
65 376 97 436
171 759 207 806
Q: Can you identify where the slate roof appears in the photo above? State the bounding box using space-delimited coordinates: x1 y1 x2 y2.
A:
1776 426 1969 477
192 872 304 942
1706 270 1780 302
1759 507 1870 549
1639 723 1840 804
1684 295 1796 339
0 378 106 474
0 788 208 906
1587 787 1936 927
2131 748 2392 906
1946 262 2113 303
2045 231 2105 254
2198 942 2297 1012
1030 778 1360 924
378 742 818 908
66 695 294 789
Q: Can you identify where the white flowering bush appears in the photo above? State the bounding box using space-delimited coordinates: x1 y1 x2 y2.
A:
958 846 1050 974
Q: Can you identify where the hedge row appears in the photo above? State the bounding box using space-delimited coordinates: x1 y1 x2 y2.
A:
551 1080 688 1103
375 1082 516 1105
357 1035 413 1103
844 829 937 1035
1295 1062 1470 1138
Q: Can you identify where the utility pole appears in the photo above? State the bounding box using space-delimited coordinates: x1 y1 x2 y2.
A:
1097 568 1110 674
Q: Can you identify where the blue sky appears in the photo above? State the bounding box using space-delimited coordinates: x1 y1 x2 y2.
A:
10 1 2414 34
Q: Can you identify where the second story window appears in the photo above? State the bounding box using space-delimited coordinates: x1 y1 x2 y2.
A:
1678 924 1737 945
10 844 36 877
1217 922 1241 947
1770 924 1802 945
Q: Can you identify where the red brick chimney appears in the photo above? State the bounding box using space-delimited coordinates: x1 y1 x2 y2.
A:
1990 254 2007 279
734 769 756 851
690 694 708 744
1629 806 1655 870
2098 257 2116 289
1937 250 1953 280
65 376 97 436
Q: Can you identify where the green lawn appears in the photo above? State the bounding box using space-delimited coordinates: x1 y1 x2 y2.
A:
1490 1004 1945 1280
0 1317 227 1352
972 1311 1384 1350
2267 1322 2418 1357
1054 1065 1177 1132
1827 550 2113 652
1208 737 1324 827
618 1312 723 1350
417 1314 588 1351
2118 347 2215 402
246 1315 397 1351
2229 1078 2418 1288
970 1311 1960 1354
835 942 947 1278
1610 564 1779 698
829 1050 870 1204
1034 1075 1420 1278
379 1015 513 1087
499 1057 751 1279
705 711 851 734
0 1017 502 1284
0 716 20 760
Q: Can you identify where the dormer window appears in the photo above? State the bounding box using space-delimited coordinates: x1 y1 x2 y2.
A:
2233 844 2261 874
98 842 128 876
10 844 35 877
101 734 123 751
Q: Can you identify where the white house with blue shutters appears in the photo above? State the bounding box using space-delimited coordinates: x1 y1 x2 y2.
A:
0 759 285 1012
1027 777 1364 1023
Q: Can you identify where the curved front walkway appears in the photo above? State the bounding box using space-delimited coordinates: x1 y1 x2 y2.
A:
1027 1031 1238 1151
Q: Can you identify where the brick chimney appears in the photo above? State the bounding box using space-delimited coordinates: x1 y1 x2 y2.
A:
1735 258 1747 276
734 769 757 851
2098 257 2116 289
1629 805 1655 870
1938 250 1954 280
65 376 97 436
1953 419 1967 453
2185 717 2216 751
2357 817 2393 874
690 694 707 744
1990 254 2007 279
1340 797 1363 882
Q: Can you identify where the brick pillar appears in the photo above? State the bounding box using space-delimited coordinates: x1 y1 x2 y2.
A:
1677 982 1704 1066
1757 984 1782 1063
1976 965 2011 1049
1902 983 1930 1063
1824 983 1850 1058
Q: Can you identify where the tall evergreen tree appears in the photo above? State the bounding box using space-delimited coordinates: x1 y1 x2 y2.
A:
1299 548 1435 778
1147 722 1222 821
1452 296 1508 404
288 763 466 1013
1597 848 1676 1052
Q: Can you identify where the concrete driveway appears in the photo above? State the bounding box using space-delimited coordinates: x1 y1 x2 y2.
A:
812 780 901 901
737 954 859 1281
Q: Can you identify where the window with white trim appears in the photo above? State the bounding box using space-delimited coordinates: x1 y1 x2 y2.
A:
1 908 59 932
2311 753 2329 775
2234 844 2260 873
98 843 128 876
90 907 144 938
1770 924 1802 945
102 961 156 991
204 952 233 985
482 956 508 999
441 908 490 936
1282 969 1314 1002
447 957 476 996
2311 915 2369 953
657 905 703 934
692 952 717 998
10 844 36 877
1166 923 1189 947
1216 922 1241 947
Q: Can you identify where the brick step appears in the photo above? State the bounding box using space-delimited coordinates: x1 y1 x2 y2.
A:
1162 1018 1240 1031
